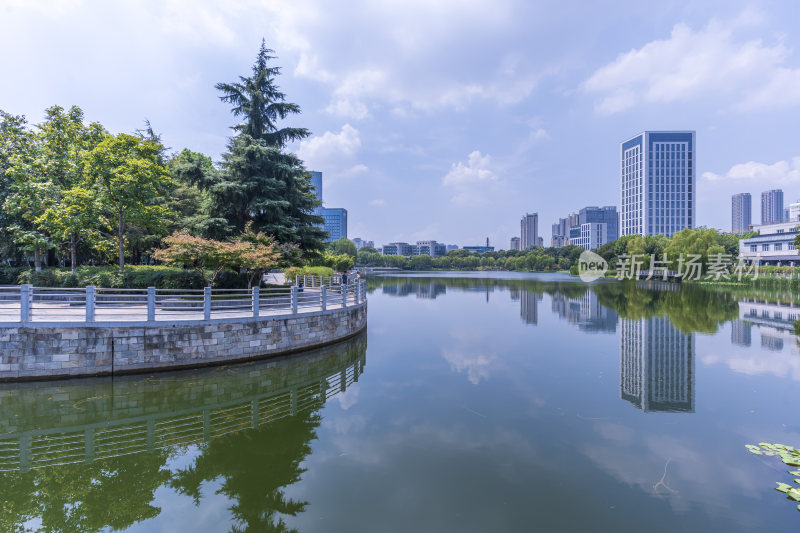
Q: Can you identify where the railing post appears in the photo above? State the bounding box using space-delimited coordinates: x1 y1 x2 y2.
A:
291 285 298 314
295 275 299 286
204 286 211 320
147 287 156 321
20 284 32 322
303 274 307 288
252 286 260 318
85 286 95 322
321 285 327 311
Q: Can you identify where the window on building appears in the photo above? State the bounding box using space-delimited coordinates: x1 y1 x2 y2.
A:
778 229 785 234
790 243 796 250
750 245 758 252
762 244 770 251
775 243 783 251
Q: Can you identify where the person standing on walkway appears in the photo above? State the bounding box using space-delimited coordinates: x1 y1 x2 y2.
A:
341 271 348 286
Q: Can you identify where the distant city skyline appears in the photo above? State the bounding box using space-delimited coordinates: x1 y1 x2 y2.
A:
6 2 800 246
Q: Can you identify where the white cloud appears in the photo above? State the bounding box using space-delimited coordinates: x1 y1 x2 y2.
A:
369 198 386 206
442 151 498 186
583 12 800 114
702 157 800 183
441 348 496 385
297 123 361 169
325 99 370 120
442 151 502 206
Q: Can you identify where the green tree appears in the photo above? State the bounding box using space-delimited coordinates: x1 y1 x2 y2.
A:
0 111 34 263
166 149 218 237
199 41 325 254
35 106 106 272
327 237 357 258
233 223 282 288
85 133 173 273
215 39 310 148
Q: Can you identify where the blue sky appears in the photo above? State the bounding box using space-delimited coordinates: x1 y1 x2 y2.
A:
3 0 800 248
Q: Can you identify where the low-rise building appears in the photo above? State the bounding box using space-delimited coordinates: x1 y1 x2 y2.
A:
381 242 414 256
510 237 520 250
352 238 374 250
414 241 447 257
570 222 608 250
463 246 495 254
739 221 800 265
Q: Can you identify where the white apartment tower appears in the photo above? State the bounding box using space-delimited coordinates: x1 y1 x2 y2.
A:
520 213 538 250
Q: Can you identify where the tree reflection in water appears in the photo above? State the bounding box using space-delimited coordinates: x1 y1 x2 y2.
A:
0 334 366 532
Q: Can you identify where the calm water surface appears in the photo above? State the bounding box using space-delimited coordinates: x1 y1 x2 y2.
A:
1 272 799 532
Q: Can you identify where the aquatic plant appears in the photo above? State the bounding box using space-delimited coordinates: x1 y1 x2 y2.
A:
746 442 800 511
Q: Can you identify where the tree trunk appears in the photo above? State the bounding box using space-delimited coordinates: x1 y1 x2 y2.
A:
34 248 41 272
70 233 77 274
118 207 125 274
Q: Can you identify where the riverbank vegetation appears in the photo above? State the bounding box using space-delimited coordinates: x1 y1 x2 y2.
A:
0 41 323 287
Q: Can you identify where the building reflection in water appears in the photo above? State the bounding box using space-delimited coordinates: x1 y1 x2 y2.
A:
382 280 447 299
520 291 543 325
0 334 367 532
730 319 752 347
736 299 800 352
551 290 618 333
620 316 695 413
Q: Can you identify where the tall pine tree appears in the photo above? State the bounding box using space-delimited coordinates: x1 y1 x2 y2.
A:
201 40 325 255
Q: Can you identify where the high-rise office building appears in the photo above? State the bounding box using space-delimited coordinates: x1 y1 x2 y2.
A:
620 316 695 413
620 131 695 237
761 189 784 225
520 213 538 250
309 171 323 215
308 171 348 242
510 237 521 250
321 208 347 241
731 193 752 234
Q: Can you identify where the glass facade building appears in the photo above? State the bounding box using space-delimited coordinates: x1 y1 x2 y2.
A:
308 170 348 242
321 208 347 242
620 131 695 237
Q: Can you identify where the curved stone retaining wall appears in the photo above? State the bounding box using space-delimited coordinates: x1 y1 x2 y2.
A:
0 302 366 381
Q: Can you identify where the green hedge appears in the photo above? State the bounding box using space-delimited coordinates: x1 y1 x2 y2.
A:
14 266 249 289
283 266 334 281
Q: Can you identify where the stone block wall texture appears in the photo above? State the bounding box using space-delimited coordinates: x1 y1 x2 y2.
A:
0 303 366 380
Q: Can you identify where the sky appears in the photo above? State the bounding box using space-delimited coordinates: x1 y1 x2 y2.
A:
3 0 800 248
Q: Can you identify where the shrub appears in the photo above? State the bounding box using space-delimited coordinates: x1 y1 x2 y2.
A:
14 265 249 289
0 266 26 285
283 266 334 282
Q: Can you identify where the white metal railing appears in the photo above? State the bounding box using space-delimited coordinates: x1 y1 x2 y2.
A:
0 279 367 324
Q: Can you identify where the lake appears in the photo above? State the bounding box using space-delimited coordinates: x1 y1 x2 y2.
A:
1 271 799 532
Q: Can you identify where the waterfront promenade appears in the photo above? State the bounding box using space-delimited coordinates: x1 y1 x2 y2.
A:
0 278 368 380
0 278 365 325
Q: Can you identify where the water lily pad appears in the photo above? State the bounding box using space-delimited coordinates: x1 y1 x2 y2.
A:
745 445 763 455
776 482 793 494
